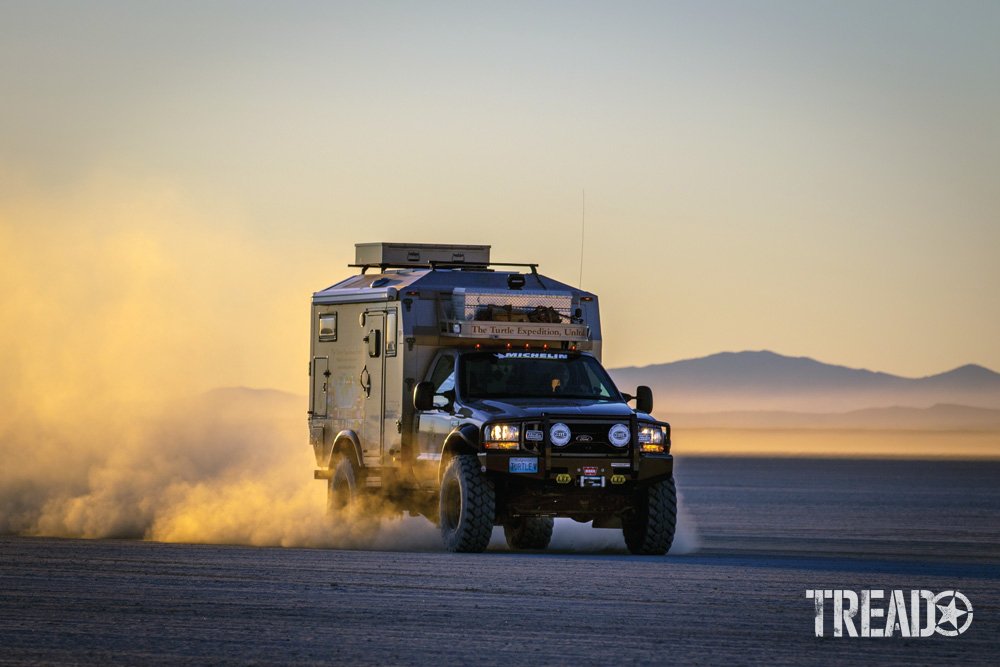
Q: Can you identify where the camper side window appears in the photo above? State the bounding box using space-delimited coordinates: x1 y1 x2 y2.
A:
318 313 337 341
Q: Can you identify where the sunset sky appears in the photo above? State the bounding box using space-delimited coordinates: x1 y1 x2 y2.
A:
2 1 998 399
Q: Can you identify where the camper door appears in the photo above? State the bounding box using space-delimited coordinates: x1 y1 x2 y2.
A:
359 308 401 466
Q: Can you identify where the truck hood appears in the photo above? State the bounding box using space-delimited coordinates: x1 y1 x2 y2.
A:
465 398 646 420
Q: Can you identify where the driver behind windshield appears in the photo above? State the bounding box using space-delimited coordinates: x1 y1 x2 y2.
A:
550 365 580 393
459 352 618 401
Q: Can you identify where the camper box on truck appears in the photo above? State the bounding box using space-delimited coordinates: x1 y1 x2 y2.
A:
308 243 675 554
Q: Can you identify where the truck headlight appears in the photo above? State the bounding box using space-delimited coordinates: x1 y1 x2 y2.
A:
484 423 520 450
638 424 667 453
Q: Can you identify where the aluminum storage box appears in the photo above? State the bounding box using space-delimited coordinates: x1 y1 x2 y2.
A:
355 242 491 267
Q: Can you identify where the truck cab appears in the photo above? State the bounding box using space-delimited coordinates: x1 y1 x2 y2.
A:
309 243 675 553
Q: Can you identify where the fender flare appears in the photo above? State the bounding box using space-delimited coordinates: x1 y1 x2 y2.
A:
437 424 481 482
328 429 364 469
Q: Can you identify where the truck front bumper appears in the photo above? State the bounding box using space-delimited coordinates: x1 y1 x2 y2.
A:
477 451 673 487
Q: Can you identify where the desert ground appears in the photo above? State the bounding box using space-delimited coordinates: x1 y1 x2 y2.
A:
1 456 998 665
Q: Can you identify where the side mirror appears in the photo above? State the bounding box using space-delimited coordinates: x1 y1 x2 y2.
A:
413 381 435 411
635 385 653 414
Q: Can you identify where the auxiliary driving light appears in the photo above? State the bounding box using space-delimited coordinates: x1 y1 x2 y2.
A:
550 423 571 447
555 474 572 484
610 474 626 485
608 423 630 447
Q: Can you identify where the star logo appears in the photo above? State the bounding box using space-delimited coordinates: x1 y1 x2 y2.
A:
933 590 974 636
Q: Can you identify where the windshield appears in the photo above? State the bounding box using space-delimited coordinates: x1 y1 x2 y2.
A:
459 351 622 401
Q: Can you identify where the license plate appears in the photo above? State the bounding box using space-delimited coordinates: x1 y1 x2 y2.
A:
579 475 606 488
509 457 538 473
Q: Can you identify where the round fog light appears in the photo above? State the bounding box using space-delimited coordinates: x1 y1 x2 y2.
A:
550 423 571 447
608 423 630 447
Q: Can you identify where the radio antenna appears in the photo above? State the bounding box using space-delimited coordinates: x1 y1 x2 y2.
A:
578 189 585 288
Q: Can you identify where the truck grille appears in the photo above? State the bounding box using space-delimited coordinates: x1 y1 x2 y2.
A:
525 420 632 456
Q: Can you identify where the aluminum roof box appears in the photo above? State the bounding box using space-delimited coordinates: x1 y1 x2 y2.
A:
355 242 491 268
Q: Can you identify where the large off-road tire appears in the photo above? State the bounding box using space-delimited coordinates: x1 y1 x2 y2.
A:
327 454 361 514
439 455 495 553
622 477 677 555
327 454 379 540
503 516 554 550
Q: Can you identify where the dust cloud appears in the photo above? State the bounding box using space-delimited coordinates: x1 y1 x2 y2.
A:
0 173 430 550
0 386 429 548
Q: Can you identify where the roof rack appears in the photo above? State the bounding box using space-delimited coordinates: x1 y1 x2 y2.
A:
349 260 540 275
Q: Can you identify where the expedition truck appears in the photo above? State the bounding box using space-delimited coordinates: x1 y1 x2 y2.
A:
309 242 676 554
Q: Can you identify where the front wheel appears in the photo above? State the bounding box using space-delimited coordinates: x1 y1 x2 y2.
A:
439 455 495 553
622 477 677 555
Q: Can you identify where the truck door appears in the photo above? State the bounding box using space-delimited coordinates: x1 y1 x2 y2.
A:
414 352 457 484
360 312 385 466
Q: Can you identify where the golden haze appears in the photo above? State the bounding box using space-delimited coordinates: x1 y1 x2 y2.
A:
0 174 434 546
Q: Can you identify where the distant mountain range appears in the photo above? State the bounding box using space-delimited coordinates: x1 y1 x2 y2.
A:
609 350 1000 414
